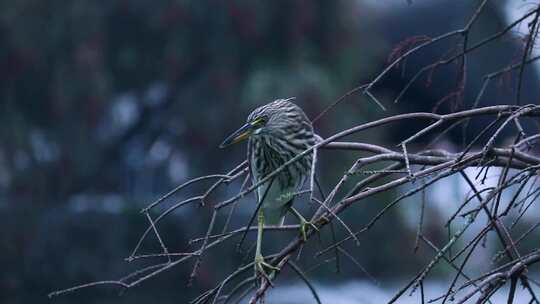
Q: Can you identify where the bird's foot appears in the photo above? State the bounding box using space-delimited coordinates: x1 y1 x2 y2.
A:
299 218 319 241
254 253 279 280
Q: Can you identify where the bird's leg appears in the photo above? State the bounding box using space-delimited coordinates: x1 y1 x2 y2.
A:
288 207 318 241
254 210 279 279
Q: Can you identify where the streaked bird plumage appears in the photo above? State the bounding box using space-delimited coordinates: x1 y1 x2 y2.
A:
220 98 316 276
246 99 316 225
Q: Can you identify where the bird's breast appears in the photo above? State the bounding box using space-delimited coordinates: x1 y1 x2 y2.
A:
249 135 312 191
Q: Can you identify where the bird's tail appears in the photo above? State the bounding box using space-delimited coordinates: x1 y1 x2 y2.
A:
262 206 287 226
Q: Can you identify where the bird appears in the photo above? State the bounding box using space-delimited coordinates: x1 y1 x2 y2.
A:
220 98 318 276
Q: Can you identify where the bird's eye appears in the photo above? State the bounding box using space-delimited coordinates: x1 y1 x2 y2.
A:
251 116 267 127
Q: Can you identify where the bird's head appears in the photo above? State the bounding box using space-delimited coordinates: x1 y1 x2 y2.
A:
219 98 308 148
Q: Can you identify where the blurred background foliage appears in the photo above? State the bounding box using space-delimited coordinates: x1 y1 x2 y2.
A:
1 1 538 303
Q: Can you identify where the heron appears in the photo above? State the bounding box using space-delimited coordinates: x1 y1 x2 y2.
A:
220 98 318 277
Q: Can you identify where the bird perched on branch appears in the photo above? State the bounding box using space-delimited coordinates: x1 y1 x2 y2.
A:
220 98 318 277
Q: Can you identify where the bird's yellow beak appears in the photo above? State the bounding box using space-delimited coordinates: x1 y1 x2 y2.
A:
219 123 253 148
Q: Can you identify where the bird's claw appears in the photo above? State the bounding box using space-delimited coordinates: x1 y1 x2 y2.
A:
299 219 319 241
254 254 279 279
